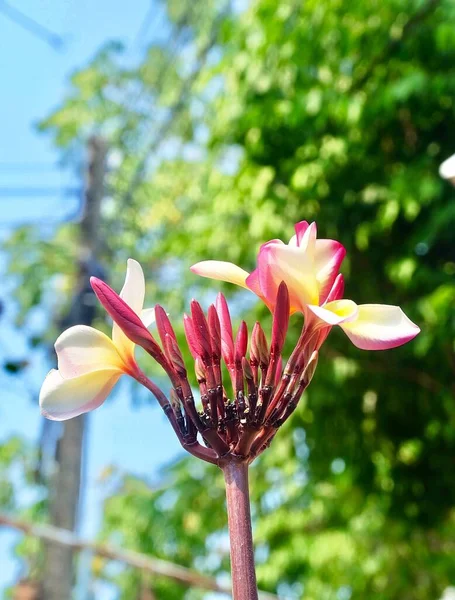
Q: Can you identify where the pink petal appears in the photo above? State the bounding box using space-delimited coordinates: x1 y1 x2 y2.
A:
314 240 346 303
339 304 420 350
245 269 261 295
245 269 275 311
289 221 309 246
324 274 345 304
256 241 319 312
294 221 310 246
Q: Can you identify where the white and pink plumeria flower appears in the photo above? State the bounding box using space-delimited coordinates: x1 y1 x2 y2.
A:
191 220 420 351
39 259 155 421
38 220 421 464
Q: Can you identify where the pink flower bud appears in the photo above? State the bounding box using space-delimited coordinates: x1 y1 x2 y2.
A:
90 277 162 359
242 356 254 381
208 304 221 360
183 314 199 359
270 281 290 354
251 322 269 366
215 293 235 367
164 334 186 376
190 300 212 361
154 305 177 347
235 321 248 362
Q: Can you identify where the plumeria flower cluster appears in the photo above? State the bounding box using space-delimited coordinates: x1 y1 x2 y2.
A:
40 221 419 465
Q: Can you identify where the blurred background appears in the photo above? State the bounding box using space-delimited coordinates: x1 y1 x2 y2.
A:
0 0 454 598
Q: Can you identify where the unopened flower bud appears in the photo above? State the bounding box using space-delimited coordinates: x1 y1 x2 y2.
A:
164 334 186 376
215 293 234 367
234 321 248 362
302 351 318 386
183 314 199 359
242 356 254 381
251 322 268 366
190 300 212 360
90 277 162 359
155 305 177 347
270 281 290 354
194 357 206 382
208 304 221 359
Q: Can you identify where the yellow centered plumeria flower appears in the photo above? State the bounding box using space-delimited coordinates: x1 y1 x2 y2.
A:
191 221 420 351
39 259 155 421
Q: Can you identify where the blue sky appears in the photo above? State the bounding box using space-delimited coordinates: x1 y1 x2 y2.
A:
0 1 187 596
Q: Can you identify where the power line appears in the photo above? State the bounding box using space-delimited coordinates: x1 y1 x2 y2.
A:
0 0 65 51
0 192 82 228
120 2 231 206
133 0 159 49
0 162 61 173
116 4 195 126
0 187 80 197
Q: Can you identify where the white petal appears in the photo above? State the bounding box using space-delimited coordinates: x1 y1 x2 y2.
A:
112 259 145 358
119 258 145 314
439 153 455 179
288 234 298 246
299 222 317 255
307 300 358 325
340 304 420 350
55 325 124 378
190 261 250 288
39 368 121 421
141 307 156 328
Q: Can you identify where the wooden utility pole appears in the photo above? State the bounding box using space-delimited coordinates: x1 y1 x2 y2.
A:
42 137 107 600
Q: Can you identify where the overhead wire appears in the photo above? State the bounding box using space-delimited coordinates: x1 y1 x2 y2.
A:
119 2 231 207
0 189 82 228
116 4 195 125
0 187 80 197
0 0 65 50
133 0 160 49
0 162 61 173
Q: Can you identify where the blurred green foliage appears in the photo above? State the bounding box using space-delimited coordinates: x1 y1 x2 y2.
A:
3 0 455 598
